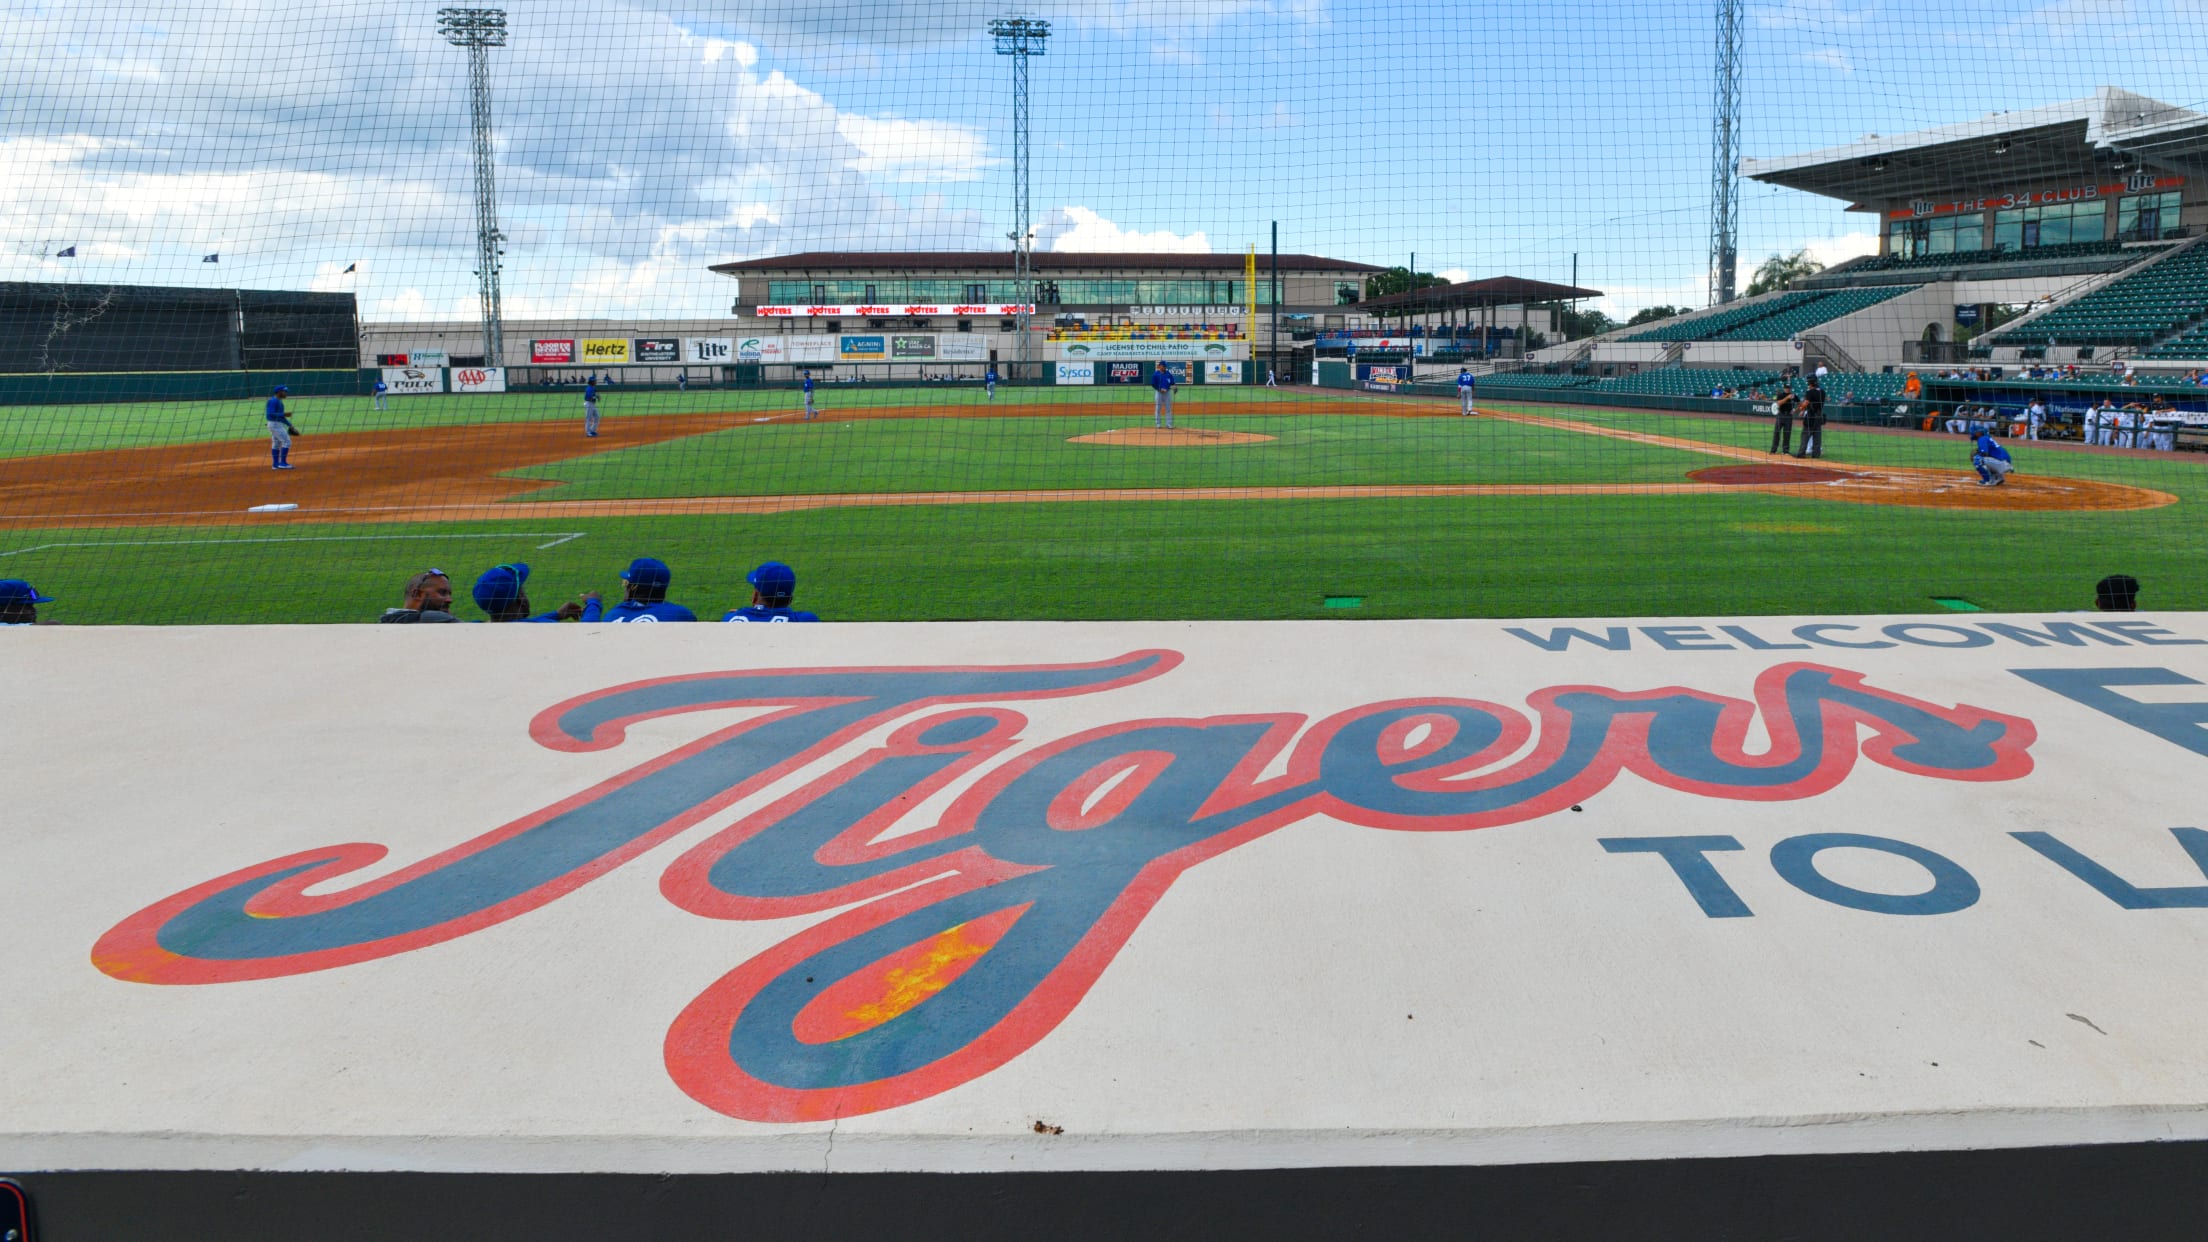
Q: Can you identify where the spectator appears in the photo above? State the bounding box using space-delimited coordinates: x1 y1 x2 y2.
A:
380 569 461 623
0 578 54 625
604 557 696 623
2095 574 2140 612
723 561 821 623
472 562 595 622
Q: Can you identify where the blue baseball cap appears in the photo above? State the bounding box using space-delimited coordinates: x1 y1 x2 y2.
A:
621 557 672 588
472 562 530 612
273 384 289 393
0 579 53 605
747 561 796 598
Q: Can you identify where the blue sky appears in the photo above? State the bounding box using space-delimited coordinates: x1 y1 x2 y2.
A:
3 0 2204 320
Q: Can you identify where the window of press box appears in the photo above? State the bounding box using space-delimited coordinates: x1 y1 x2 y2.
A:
2117 191 2184 241
1887 213 1983 258
1991 199 2106 250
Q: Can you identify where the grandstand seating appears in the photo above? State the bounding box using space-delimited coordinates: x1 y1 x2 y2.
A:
2144 325 2208 359
1849 239 2140 273
1620 293 1824 343
1587 368 1783 397
1711 285 1916 341
1481 372 1595 390
1991 242 2208 347
1619 286 1920 344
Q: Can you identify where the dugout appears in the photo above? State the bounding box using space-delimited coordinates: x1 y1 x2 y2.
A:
0 282 358 374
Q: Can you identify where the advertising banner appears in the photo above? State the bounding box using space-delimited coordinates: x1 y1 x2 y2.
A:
891 335 937 360
787 336 836 364
1888 174 2185 220
530 339 575 365
1204 361 1244 384
407 349 450 368
633 339 681 364
937 335 989 362
1106 362 1145 384
580 338 630 366
692 337 738 365
1054 361 1096 385
756 303 1034 318
838 335 888 361
18 615 2208 1172
451 366 506 394
1056 340 1241 361
1159 360 1193 384
380 366 444 395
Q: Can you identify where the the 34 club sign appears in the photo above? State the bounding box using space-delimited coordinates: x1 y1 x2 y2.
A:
94 651 2041 1121
1891 173 2183 219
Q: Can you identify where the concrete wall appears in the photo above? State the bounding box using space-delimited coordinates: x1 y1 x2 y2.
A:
9 618 2208 1180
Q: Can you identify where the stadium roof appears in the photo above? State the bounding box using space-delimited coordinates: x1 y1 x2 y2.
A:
709 251 1386 275
1741 87 2208 209
1357 276 1602 313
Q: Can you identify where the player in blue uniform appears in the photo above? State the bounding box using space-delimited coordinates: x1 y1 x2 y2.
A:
1972 429 2014 486
985 365 999 400
583 378 600 437
603 557 696 622
472 563 595 622
264 385 299 469
1150 361 1175 429
722 561 820 623
372 378 388 411
1456 367 1476 416
0 578 54 625
801 370 817 420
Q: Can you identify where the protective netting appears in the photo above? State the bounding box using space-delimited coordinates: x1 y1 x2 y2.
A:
3 0 2207 624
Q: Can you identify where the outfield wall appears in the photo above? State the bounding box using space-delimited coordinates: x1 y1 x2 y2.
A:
8 617 2208 1179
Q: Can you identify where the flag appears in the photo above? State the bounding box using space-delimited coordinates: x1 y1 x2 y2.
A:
341 263 356 274
203 253 219 263
56 246 75 258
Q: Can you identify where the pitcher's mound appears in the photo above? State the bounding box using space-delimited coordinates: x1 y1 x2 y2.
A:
1069 428 1276 447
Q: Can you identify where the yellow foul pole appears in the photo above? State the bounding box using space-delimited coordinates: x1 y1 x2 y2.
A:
1245 245 1257 366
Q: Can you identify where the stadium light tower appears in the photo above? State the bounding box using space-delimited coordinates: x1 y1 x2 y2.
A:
990 16 1050 374
1707 0 1743 305
439 7 509 366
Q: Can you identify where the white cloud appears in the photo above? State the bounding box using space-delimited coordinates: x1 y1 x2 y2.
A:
1039 206 1210 253
1151 43 1204 65
1438 268 1470 283
1799 47 1854 73
834 115 994 181
1803 232 1879 267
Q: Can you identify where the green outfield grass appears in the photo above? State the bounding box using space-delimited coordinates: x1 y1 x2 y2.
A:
503 413 1712 498
0 383 1323 459
4 390 2206 623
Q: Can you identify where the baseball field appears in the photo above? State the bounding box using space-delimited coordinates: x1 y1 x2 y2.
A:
3 382 2203 624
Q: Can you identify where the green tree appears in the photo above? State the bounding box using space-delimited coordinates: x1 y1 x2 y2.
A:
1625 304 1685 326
1363 266 1448 305
1745 250 1824 297
1551 304 1614 339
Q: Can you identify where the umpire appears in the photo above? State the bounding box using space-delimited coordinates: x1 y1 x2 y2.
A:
1768 384 1797 455
1796 377 1828 459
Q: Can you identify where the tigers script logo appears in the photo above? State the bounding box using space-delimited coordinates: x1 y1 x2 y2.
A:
94 652 2034 1121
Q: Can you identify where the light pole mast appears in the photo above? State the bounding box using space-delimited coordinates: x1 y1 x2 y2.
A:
1708 0 1743 305
439 7 509 366
990 16 1050 377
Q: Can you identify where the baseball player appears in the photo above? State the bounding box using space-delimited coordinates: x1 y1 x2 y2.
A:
2024 398 2045 441
801 370 817 420
583 377 601 437
1794 378 1827 458
1769 384 1797 455
472 563 593 622
1150 361 1175 429
602 557 697 622
372 377 388 411
264 384 299 469
1456 367 1476 416
1972 429 2014 486
677 372 689 393
0 578 54 625
985 365 999 400
722 561 820 623
1266 367 1278 388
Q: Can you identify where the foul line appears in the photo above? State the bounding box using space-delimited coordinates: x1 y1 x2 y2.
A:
0 531 588 559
